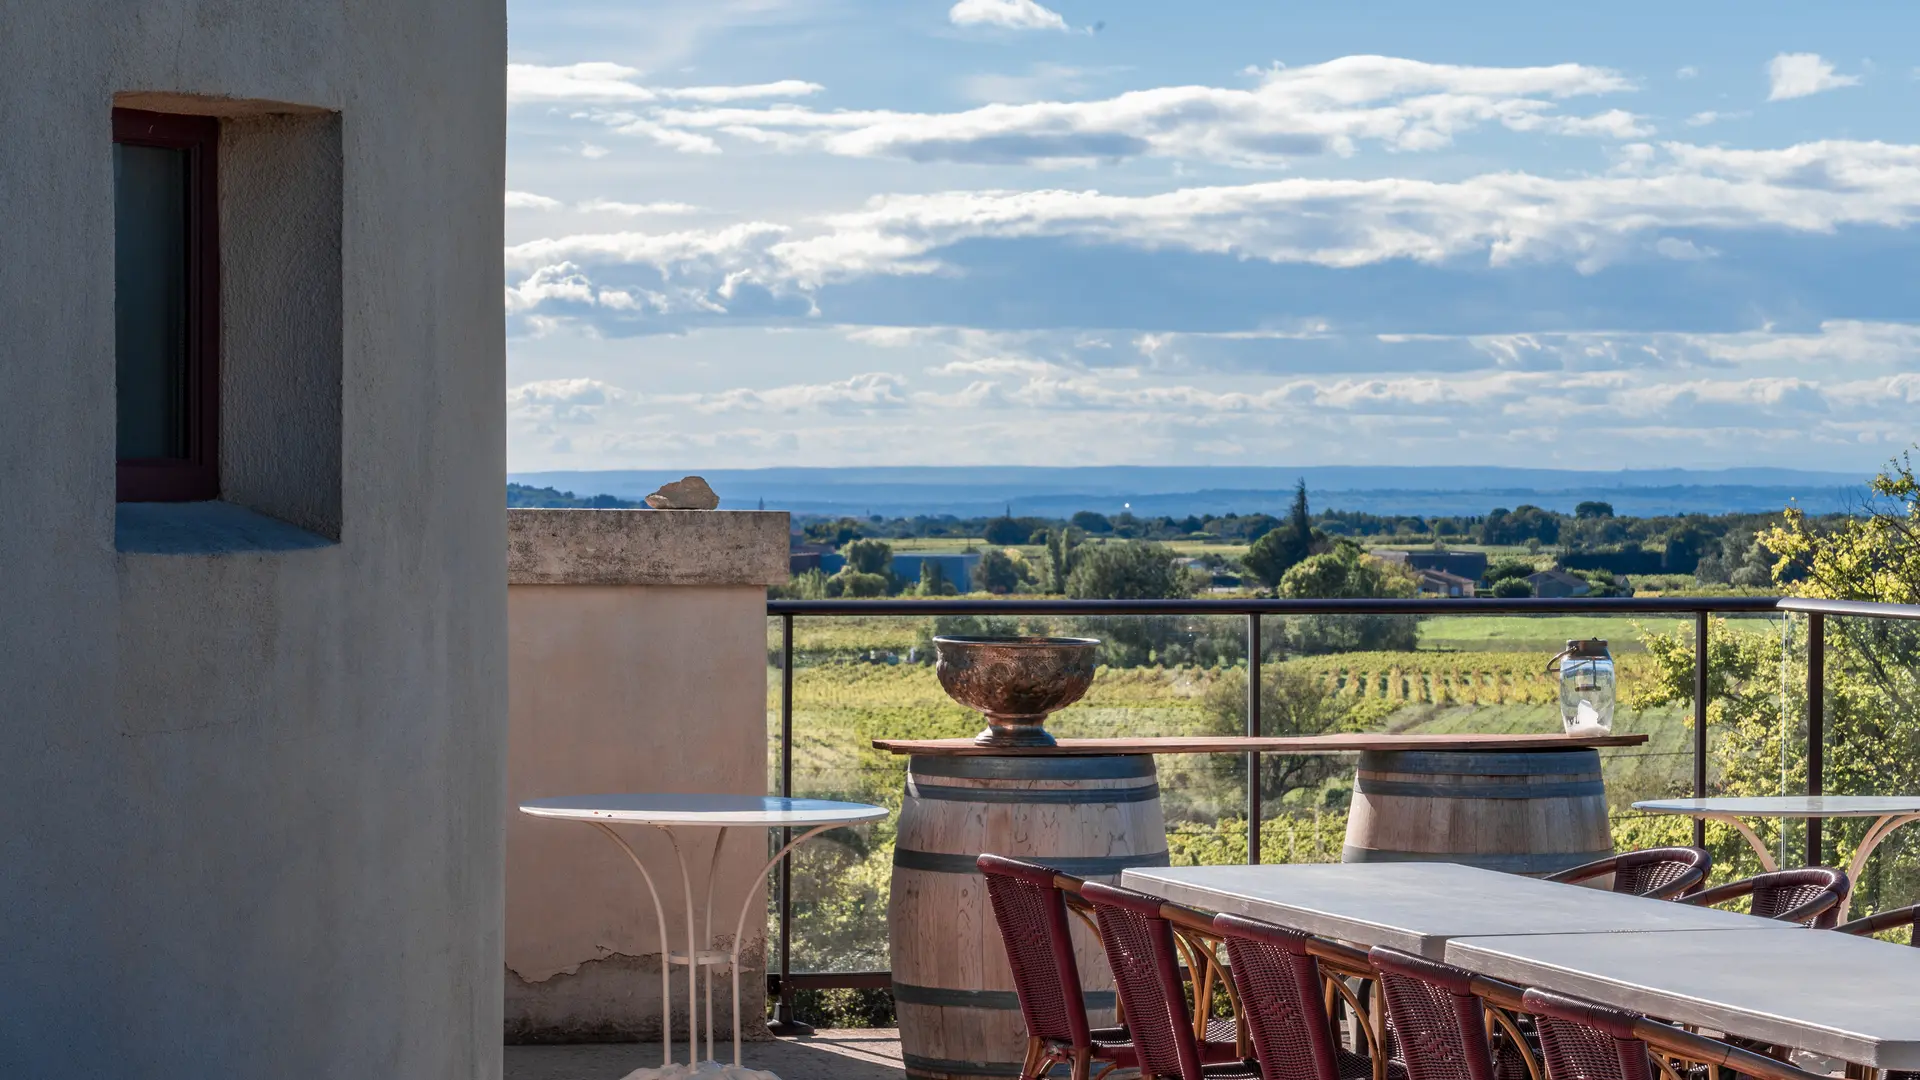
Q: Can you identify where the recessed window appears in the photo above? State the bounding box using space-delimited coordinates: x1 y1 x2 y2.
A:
114 108 219 502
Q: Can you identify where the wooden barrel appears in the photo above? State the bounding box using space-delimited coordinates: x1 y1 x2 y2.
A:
890 754 1168 1080
1342 749 1612 876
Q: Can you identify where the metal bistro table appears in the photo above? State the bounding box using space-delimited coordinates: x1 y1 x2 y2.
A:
519 794 887 1068
1123 862 1798 959
1634 796 1920 920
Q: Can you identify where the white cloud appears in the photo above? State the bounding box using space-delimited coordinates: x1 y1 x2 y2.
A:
507 62 823 105
681 373 911 413
580 144 611 159
1766 52 1861 101
578 199 703 216
1686 111 1721 127
601 55 1637 167
949 0 1068 32
1676 66 1699 80
506 190 564 210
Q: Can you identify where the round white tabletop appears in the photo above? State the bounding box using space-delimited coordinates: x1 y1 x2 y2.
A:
1634 795 1920 920
519 794 888 827
1635 796 1920 817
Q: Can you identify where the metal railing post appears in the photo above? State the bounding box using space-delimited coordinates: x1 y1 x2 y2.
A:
1807 611 1825 866
1246 613 1262 865
1693 611 1709 849
769 613 810 1034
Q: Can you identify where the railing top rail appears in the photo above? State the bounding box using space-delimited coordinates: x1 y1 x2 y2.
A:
1776 596 1920 621
767 596 1785 617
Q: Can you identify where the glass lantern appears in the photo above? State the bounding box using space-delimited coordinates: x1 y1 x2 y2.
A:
1548 639 1615 736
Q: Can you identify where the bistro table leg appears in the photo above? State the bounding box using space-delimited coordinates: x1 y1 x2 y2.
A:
1842 813 1920 921
590 822 678 1068
1706 814 1780 872
660 827 703 1067
702 827 730 1064
728 822 841 1067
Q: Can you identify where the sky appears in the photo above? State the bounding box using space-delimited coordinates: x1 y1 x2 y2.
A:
504 1 1920 474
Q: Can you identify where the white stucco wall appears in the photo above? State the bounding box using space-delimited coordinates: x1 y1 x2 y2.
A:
505 510 789 1042
0 3 506 1077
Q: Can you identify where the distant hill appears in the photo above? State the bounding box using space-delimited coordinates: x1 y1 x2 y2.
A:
505 466 1869 519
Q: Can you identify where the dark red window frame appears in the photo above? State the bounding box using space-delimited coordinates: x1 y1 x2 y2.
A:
113 108 220 502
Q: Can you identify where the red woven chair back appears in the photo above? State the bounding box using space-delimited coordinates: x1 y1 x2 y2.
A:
1521 987 1653 1080
1369 947 1496 1080
1751 869 1848 926
1215 913 1341 1080
1082 880 1204 1080
1682 867 1850 927
1546 847 1709 900
979 854 1092 1050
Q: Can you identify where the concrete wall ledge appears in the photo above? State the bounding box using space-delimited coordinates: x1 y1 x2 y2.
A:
507 508 789 586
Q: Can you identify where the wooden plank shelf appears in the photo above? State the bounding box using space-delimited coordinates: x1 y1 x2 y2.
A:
872 733 1648 757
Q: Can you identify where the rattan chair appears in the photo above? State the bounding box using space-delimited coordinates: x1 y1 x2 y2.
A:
1677 867 1850 928
1368 947 1498 1080
1544 847 1710 900
1214 913 1401 1080
980 854 1140 1080
1835 902 1920 945
1521 987 1655 1080
1081 880 1256 1080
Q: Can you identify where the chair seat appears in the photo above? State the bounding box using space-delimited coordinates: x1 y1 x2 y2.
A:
1085 1017 1243 1068
1198 1063 1262 1080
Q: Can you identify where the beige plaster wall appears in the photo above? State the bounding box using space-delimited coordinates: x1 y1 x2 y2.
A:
505 510 788 1042
0 2 506 1077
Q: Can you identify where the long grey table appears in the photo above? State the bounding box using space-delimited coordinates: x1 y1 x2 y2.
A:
1123 863 1797 958
1447 928 1920 1070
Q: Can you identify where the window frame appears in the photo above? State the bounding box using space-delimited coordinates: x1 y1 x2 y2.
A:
113 107 221 502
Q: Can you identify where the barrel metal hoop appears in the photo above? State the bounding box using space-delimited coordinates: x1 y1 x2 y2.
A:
1353 777 1606 800
906 780 1162 805
1340 846 1613 875
1355 748 1602 776
909 754 1156 780
903 1053 1032 1078
892 982 1117 1011
893 848 1171 876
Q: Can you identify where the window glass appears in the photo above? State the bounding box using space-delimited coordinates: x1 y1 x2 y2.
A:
114 142 191 461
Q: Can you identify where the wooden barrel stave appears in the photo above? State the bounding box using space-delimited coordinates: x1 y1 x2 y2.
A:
891 754 1167 1080
1343 748 1612 876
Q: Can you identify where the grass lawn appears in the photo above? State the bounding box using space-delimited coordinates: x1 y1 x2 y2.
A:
1418 614 1692 652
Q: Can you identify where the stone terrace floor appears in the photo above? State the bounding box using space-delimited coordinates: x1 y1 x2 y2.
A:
505 1030 906 1080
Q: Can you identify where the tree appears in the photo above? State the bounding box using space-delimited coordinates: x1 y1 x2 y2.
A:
982 513 1028 546
1485 557 1535 585
1278 541 1421 654
1038 527 1081 594
843 537 893 576
915 560 957 596
973 548 1025 594
1065 542 1190 600
1071 511 1113 534
1201 664 1358 805
1243 481 1315 587
1576 501 1616 519
1489 577 1534 598
825 571 889 598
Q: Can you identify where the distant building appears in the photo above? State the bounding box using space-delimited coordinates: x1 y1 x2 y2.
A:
1527 569 1593 598
789 542 836 576
1372 549 1491 584
892 552 981 587
1414 568 1479 598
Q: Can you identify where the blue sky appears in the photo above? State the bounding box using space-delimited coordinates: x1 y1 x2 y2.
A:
504 0 1920 473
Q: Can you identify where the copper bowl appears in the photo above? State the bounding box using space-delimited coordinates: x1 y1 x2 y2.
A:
932 635 1101 747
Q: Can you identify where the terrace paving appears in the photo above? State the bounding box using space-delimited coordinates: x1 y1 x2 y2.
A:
505 1030 906 1080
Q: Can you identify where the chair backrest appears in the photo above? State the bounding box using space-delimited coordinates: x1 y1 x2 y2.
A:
1369 947 1496 1080
1834 903 1920 946
1081 880 1203 1080
1214 913 1341 1080
1682 867 1850 928
979 854 1092 1050
1546 847 1710 900
1521 987 1654 1080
